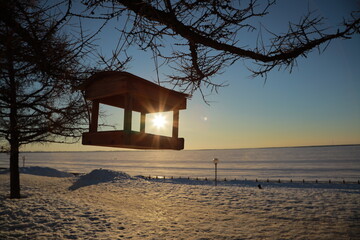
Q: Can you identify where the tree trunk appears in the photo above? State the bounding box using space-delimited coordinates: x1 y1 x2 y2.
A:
9 83 21 198
8 44 21 198
10 141 20 198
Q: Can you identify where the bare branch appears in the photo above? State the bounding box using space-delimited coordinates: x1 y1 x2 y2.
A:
78 0 360 97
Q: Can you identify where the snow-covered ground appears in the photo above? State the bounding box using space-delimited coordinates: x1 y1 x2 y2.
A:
1 168 360 239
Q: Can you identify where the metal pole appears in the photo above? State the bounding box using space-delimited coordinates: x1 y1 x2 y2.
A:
213 158 219 186
215 162 218 186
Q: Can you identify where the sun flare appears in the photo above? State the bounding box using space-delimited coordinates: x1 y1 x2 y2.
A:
152 114 167 129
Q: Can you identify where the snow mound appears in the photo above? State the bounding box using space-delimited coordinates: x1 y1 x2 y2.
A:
20 166 73 177
69 169 132 190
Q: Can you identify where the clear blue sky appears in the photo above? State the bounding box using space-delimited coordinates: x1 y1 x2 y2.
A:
24 0 360 151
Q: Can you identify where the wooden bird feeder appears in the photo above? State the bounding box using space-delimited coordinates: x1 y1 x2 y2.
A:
78 71 188 150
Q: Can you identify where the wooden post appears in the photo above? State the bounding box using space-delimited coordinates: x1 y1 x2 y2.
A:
140 112 146 133
124 94 132 133
90 100 99 132
172 109 179 139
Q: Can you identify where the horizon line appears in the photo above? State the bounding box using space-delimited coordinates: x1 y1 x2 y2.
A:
6 143 360 153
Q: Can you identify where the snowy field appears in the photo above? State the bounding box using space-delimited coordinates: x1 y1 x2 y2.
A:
1 145 359 181
1 167 360 240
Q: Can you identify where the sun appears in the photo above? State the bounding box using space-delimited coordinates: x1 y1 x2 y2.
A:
152 114 167 129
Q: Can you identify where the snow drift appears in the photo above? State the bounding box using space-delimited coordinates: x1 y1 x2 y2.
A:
69 169 133 190
0 166 73 177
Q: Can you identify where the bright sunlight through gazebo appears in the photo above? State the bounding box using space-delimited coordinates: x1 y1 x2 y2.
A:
78 71 188 150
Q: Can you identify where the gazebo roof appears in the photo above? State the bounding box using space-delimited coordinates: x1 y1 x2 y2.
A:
78 71 188 113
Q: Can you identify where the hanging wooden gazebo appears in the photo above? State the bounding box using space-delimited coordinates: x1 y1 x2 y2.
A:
78 71 188 150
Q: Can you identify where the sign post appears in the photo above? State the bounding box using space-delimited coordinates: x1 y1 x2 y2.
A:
213 158 219 186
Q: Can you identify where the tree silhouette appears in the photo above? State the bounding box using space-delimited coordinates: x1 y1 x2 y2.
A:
0 0 92 198
77 0 360 97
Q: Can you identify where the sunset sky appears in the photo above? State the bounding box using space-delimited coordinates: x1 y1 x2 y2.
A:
23 0 360 151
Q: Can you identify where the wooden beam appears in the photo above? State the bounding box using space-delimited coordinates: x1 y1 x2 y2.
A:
123 94 132 133
172 109 179 139
82 131 184 150
140 112 146 133
89 100 99 132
